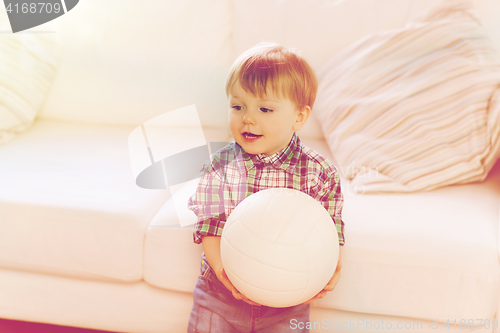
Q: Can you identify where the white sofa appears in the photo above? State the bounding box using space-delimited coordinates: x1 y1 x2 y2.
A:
1 0 500 332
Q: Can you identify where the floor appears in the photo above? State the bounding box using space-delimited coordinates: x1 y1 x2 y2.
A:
0 318 118 333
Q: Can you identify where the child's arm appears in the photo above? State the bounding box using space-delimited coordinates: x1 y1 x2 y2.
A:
202 236 262 306
301 246 342 305
300 164 345 305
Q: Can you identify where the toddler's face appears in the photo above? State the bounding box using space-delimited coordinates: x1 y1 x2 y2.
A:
228 82 309 156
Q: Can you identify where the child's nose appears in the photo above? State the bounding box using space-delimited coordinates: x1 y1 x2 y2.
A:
243 112 255 124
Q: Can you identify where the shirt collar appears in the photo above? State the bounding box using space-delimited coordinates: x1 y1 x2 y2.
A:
235 132 301 173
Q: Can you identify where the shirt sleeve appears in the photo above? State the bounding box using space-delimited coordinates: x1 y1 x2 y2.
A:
315 166 345 246
187 159 227 244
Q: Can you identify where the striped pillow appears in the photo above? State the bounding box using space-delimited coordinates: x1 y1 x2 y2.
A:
315 0 500 193
0 11 60 144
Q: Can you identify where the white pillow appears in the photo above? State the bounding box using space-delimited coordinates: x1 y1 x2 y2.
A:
0 11 60 144
315 0 500 193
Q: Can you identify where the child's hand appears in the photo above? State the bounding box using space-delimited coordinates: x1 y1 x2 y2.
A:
217 268 262 306
301 248 343 305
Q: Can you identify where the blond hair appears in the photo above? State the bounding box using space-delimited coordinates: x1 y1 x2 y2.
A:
225 42 318 110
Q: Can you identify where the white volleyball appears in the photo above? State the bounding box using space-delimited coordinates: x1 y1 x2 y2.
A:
220 188 339 308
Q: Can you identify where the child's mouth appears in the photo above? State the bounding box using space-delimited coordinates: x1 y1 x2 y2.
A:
242 132 262 141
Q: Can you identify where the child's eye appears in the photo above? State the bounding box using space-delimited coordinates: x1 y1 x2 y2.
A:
232 105 243 111
260 108 273 113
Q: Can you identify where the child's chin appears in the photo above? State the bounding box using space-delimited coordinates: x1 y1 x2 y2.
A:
243 147 263 155
238 143 263 155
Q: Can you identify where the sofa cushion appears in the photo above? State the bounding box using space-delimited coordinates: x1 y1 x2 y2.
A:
232 0 420 75
38 0 233 131
232 0 419 142
0 11 59 144
0 120 168 281
314 0 500 193
305 138 500 321
145 135 500 321
144 187 202 292
143 123 232 290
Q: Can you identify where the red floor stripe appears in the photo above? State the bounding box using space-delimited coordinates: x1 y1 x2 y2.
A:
0 318 119 333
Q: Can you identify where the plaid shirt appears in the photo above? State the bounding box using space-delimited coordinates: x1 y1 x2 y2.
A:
188 132 345 246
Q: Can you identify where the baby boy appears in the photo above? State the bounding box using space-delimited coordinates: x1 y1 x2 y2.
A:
187 42 345 333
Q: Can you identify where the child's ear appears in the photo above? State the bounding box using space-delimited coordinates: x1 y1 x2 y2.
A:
293 105 311 131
